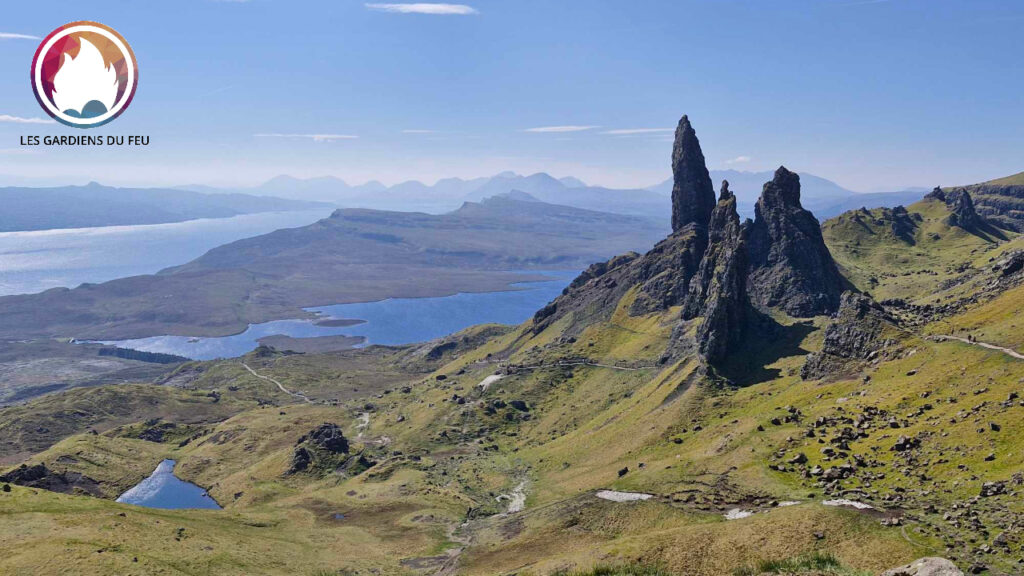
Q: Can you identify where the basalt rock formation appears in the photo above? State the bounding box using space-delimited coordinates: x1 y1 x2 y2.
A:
532 118 715 333
926 186 987 232
747 167 846 317
533 117 850 368
801 291 900 380
670 115 716 236
286 422 351 475
682 181 749 362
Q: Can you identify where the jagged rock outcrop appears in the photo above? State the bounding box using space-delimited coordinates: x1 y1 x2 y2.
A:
287 447 313 475
880 557 964 576
670 115 716 235
286 422 351 475
747 167 845 317
681 181 749 362
307 423 350 454
801 291 899 380
927 186 986 230
0 463 102 496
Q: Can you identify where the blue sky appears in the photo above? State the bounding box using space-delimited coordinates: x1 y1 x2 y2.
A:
1 0 1022 191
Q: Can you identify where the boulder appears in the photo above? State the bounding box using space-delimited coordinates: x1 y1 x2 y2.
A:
880 557 964 576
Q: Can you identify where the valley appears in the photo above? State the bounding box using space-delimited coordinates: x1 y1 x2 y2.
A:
1 116 1021 576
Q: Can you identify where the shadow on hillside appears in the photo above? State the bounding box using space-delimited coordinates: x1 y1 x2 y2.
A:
971 221 1009 243
716 309 817 387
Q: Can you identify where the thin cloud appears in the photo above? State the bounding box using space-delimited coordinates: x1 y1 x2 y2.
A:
524 125 598 133
402 129 439 134
725 155 752 164
0 114 56 124
366 3 478 15
602 128 674 135
0 32 39 40
255 133 358 142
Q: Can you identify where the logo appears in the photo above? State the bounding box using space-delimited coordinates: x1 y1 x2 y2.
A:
31 21 138 129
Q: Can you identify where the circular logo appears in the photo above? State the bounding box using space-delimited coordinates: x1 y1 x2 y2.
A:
31 21 138 129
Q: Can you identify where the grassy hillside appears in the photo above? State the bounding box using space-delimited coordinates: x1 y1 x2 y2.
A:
983 171 1024 187
2 200 1022 575
822 198 1017 300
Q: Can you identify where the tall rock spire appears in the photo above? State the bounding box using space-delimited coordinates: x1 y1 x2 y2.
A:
747 167 845 317
682 180 749 362
670 115 716 234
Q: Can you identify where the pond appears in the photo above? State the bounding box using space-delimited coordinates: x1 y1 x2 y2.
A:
116 459 221 510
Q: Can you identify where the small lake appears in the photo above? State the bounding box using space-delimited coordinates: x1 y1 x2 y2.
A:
116 459 221 510
0 210 333 296
100 270 577 360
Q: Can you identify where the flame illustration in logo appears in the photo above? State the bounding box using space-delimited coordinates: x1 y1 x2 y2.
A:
51 37 119 118
31 22 138 128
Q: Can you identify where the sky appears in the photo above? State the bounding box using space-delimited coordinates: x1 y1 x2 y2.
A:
0 0 1022 192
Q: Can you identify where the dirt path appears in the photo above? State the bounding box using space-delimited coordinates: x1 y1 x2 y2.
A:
478 358 657 373
355 412 370 439
240 363 312 403
929 335 1024 360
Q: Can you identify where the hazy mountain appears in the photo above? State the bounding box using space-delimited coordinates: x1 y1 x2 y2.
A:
0 183 331 233
464 172 668 220
188 169 936 224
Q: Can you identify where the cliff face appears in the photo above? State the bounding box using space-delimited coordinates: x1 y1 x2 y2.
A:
747 167 846 317
951 182 1023 232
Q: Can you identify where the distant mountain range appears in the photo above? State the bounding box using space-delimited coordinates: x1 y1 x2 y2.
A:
184 170 932 222
183 171 670 219
0 183 331 233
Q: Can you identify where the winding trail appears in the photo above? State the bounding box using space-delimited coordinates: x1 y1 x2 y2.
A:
928 335 1024 360
241 363 312 403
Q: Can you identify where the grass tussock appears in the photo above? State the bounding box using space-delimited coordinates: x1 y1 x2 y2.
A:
733 552 870 576
551 563 675 576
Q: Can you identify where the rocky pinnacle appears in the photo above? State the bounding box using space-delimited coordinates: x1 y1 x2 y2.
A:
670 115 716 235
683 180 749 361
747 166 845 317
